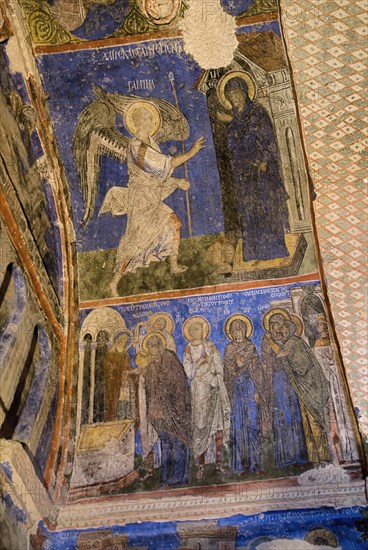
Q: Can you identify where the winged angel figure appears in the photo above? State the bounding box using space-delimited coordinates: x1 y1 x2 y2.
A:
73 85 205 295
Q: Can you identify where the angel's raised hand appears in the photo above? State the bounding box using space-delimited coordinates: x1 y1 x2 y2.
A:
191 137 206 155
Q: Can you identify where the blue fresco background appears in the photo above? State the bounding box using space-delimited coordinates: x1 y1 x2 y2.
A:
73 0 129 39
237 20 282 36
40 506 368 549
80 280 318 362
81 279 321 459
221 0 258 15
37 38 224 253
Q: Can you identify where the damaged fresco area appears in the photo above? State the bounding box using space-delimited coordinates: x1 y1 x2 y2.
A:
38 506 368 549
25 0 364 508
37 19 316 302
0 44 64 299
70 281 360 496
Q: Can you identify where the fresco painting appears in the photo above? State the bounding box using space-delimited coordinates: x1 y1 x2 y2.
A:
0 0 366 547
0 45 63 299
38 506 368 549
21 0 278 46
0 0 360 545
38 23 317 301
70 281 359 495
33 1 361 501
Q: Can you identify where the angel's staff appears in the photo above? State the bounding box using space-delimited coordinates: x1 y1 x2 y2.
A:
168 72 193 247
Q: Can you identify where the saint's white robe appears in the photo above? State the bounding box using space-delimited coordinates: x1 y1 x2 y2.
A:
183 339 230 458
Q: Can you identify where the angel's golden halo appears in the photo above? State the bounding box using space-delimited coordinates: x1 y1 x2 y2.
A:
124 100 162 137
217 70 257 111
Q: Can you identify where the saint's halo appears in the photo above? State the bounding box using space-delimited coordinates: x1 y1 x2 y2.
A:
148 312 175 334
182 316 210 341
142 331 167 353
290 313 304 336
262 308 291 332
225 313 254 340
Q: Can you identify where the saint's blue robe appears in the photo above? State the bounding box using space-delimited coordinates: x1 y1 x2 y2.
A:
230 368 261 473
272 369 308 468
261 335 308 468
224 340 262 473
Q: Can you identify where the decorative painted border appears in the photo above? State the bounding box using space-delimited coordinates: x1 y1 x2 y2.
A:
58 474 367 528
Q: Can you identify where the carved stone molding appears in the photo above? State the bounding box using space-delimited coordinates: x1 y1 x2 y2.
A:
75 528 148 549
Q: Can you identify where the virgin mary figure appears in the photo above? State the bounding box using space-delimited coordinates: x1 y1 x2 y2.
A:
217 71 290 262
223 315 264 473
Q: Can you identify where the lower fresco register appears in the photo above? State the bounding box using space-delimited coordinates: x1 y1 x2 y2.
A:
72 281 360 495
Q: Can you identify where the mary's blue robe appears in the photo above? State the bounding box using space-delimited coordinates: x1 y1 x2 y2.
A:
231 369 261 473
226 93 290 262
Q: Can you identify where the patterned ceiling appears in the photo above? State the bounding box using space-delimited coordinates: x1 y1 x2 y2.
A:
281 0 368 438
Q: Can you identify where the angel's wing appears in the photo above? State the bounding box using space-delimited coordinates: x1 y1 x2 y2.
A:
153 96 190 143
72 91 129 225
93 84 190 143
74 84 191 224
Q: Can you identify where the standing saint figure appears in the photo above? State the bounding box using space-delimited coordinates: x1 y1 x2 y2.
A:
104 330 135 422
261 310 308 469
223 315 265 474
314 314 358 462
268 312 333 466
136 332 191 486
183 316 230 480
216 71 290 262
133 312 177 356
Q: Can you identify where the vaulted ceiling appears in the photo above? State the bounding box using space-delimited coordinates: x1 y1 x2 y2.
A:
0 1 367 549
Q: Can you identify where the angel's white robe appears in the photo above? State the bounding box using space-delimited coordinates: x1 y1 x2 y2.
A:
100 137 184 274
183 339 230 458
